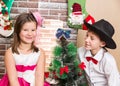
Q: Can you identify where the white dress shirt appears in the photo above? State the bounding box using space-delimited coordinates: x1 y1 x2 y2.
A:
78 47 120 86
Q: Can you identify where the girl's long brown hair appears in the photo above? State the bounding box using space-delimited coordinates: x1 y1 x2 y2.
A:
12 12 39 54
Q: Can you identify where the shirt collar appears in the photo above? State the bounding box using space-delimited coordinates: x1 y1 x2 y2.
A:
85 48 105 62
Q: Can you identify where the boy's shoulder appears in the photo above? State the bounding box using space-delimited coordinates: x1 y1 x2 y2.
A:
103 51 116 63
78 46 86 52
77 46 87 55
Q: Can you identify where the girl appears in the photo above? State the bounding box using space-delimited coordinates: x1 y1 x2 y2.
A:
0 12 45 86
78 19 120 86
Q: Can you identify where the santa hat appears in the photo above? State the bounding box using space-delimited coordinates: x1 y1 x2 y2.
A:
72 3 82 15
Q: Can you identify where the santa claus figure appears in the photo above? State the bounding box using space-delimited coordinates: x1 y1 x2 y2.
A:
68 3 85 25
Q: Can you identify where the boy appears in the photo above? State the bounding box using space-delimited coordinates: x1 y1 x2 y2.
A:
78 19 120 86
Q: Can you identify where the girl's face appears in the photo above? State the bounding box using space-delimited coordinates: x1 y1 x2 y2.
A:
84 30 106 55
19 22 37 44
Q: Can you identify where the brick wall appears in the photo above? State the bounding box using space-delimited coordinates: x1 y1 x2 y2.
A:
0 0 78 78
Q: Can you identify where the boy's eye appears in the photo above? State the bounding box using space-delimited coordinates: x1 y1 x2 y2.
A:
85 33 88 37
91 36 96 40
91 37 94 40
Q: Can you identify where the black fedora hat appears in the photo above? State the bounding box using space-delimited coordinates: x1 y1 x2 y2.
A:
84 19 116 49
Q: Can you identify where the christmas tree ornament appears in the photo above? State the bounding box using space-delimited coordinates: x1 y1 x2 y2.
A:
0 0 14 37
78 62 86 70
67 0 95 30
56 28 71 40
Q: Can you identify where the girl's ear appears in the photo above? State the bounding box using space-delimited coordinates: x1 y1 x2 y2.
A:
100 41 106 47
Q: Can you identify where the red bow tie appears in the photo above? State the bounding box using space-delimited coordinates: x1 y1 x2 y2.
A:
86 57 98 64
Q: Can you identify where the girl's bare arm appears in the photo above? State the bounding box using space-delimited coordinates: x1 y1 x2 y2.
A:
35 48 45 86
4 48 20 86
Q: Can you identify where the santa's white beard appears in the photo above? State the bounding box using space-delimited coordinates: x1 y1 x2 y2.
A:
69 14 85 25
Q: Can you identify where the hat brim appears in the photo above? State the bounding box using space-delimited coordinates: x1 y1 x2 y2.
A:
84 21 116 49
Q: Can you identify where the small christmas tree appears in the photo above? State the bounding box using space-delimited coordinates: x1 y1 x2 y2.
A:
45 28 88 86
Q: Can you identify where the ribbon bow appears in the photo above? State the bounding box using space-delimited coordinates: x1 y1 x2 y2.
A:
56 28 71 39
60 66 69 75
86 57 98 64
32 12 43 26
78 62 86 70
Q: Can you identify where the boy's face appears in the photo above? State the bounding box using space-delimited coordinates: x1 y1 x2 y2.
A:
84 30 106 55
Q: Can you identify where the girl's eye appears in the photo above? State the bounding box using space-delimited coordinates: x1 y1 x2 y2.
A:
32 29 36 31
32 29 35 31
23 29 28 31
